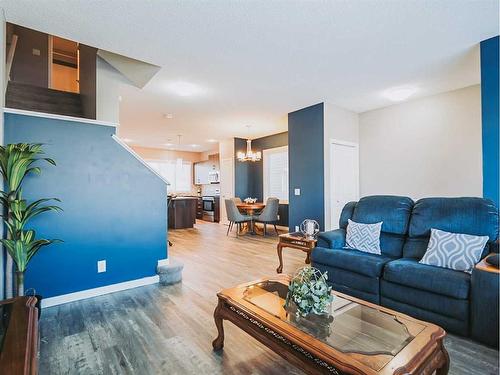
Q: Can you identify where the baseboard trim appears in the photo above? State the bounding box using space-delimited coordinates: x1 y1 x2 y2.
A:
41 275 160 308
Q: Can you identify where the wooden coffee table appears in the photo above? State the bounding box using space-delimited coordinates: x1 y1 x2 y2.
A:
276 232 317 273
212 275 449 375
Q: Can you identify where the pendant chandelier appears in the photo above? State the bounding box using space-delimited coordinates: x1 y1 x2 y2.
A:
237 125 261 162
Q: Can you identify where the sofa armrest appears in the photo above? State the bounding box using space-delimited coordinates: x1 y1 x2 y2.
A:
471 259 499 347
317 229 346 249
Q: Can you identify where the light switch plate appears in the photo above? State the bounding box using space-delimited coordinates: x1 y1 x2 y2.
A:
294 188 301 196
97 260 106 273
32 48 40 56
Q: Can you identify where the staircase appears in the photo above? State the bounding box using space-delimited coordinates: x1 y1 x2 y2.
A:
6 82 84 118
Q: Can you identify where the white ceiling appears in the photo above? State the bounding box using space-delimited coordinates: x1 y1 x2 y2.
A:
2 0 498 152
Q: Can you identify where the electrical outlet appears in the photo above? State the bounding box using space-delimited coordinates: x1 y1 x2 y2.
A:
277 214 280 220
294 188 301 196
295 225 299 232
97 260 106 273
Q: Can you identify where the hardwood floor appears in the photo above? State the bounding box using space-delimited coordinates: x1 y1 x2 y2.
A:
39 221 499 374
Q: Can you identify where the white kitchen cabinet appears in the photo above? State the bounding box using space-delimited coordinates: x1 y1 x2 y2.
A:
194 162 209 185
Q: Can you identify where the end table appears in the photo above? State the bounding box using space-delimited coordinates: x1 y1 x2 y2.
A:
276 232 317 273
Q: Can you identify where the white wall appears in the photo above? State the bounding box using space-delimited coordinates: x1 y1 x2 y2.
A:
96 56 129 123
359 85 482 199
324 103 359 229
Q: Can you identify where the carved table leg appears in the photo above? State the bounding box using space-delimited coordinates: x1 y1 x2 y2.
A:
212 299 225 351
276 243 284 273
304 249 311 264
436 341 450 375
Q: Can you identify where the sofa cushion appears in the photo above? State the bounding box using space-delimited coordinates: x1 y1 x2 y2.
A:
419 228 488 273
351 195 414 235
339 201 357 229
312 247 393 278
405 197 499 259
346 219 382 254
383 258 470 299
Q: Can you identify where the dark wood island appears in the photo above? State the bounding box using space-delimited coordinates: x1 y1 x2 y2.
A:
168 197 198 229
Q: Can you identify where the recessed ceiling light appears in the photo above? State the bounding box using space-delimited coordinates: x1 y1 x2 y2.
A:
165 81 206 97
121 138 133 143
207 139 218 143
382 86 418 102
191 144 199 148
163 113 173 119
164 143 174 147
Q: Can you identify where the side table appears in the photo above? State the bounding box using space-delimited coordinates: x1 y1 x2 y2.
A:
276 232 317 274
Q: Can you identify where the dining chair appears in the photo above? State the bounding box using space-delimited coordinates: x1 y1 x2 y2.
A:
225 199 253 237
231 197 242 204
254 197 280 235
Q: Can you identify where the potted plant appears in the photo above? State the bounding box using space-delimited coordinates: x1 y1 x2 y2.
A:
0 143 62 297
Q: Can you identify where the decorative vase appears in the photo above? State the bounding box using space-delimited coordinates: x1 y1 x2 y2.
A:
15 270 25 297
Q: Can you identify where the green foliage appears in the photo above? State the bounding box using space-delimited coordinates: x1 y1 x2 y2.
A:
0 143 61 275
285 266 333 317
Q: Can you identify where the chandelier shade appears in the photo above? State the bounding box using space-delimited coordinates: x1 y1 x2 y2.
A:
237 139 261 162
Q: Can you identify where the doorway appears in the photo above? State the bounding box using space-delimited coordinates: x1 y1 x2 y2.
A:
219 157 234 224
330 139 359 229
49 36 79 93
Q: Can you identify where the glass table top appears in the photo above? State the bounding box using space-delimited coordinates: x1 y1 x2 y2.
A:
242 280 425 357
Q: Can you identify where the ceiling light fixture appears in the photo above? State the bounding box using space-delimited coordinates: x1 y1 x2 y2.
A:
382 86 418 102
165 81 206 97
191 144 199 148
163 113 173 119
237 125 261 162
121 137 133 143
207 139 218 143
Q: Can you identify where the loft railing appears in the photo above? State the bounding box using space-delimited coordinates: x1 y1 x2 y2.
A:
5 34 18 89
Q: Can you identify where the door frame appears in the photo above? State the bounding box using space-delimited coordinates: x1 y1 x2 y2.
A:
219 157 234 224
329 138 359 230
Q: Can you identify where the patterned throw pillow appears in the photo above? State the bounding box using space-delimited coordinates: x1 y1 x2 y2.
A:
345 219 383 255
419 228 488 273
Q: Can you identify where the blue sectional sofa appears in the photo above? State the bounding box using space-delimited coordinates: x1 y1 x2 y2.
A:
311 195 499 346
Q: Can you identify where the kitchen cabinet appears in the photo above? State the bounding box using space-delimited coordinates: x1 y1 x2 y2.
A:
194 163 209 185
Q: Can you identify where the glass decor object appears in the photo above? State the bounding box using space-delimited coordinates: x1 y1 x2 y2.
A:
285 266 333 317
300 219 320 238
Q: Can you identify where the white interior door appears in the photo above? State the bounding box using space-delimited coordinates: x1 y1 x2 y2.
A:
330 140 359 229
219 157 234 224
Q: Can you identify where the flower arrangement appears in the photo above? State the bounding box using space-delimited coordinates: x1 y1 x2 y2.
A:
285 266 333 317
244 197 257 204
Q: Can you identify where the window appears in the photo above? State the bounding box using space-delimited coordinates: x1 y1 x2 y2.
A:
147 158 192 193
263 146 289 203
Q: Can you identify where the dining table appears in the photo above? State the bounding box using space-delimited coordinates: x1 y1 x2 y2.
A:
235 202 266 234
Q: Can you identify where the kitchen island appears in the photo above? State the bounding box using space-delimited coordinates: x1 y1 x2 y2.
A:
168 196 198 229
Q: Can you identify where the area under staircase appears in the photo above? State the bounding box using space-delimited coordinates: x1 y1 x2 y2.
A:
6 82 84 118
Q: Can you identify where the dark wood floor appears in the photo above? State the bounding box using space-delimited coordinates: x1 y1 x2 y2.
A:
39 221 499 374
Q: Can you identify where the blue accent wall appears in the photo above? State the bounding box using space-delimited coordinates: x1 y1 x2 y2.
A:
5 113 167 298
288 103 324 231
481 36 499 208
234 132 289 226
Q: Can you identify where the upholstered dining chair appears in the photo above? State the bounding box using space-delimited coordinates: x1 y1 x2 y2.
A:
225 199 253 237
254 197 280 235
231 197 242 204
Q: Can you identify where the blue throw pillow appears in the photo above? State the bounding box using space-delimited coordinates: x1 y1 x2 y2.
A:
345 219 382 255
419 228 488 273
